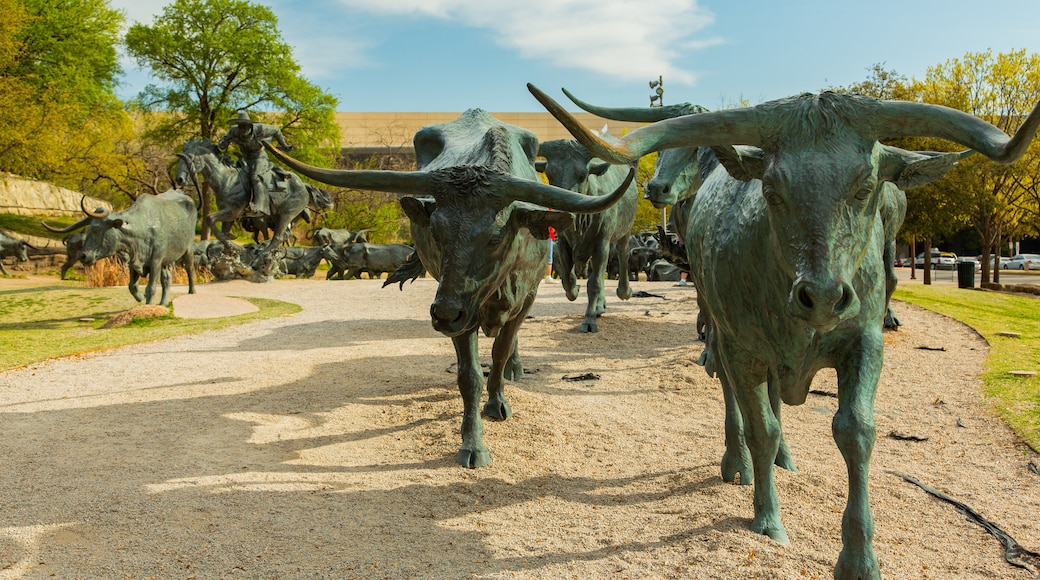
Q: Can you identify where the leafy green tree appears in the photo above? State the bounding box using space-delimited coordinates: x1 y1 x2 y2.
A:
632 152 663 233
124 0 340 238
0 0 132 200
907 50 1040 284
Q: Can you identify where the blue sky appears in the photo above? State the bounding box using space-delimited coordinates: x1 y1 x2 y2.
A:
111 0 1040 112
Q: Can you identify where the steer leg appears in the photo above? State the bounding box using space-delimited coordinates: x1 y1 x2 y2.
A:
832 331 883 580
60 257 75 280
486 314 526 419
158 266 173 306
769 380 797 473
882 237 901 329
452 330 490 468
720 377 753 485
503 333 523 381
557 238 579 301
183 250 196 296
128 267 144 302
732 367 788 544
615 235 632 301
581 241 610 333
0 261 9 276
143 261 162 305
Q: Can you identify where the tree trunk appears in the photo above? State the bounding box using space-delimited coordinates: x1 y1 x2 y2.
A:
994 225 1003 284
200 183 212 240
909 235 916 280
923 237 932 285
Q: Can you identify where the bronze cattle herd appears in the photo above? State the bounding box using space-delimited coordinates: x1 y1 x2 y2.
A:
7 83 1040 578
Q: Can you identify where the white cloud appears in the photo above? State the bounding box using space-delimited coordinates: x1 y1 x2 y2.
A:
109 0 168 26
333 0 720 85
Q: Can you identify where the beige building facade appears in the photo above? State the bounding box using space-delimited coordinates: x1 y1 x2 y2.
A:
334 112 648 150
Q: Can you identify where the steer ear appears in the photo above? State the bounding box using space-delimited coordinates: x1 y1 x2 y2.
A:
588 161 611 176
877 145 973 190
400 196 436 227
109 219 126 229
512 208 574 240
711 145 765 181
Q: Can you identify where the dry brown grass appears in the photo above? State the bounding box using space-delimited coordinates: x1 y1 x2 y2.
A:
87 257 202 288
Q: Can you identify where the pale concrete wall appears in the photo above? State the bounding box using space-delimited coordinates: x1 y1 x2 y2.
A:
334 112 647 149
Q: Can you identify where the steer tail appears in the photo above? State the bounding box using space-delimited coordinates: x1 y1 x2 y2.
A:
383 252 426 290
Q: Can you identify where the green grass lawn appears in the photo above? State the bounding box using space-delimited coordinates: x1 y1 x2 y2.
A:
894 285 1040 452
0 285 301 371
0 212 84 241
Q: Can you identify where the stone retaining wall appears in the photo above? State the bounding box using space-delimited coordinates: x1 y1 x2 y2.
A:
0 173 111 217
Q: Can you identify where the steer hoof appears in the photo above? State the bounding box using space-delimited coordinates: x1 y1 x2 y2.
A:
774 443 798 473
457 447 491 469
483 397 512 420
751 515 789 545
580 320 599 333
722 449 753 485
835 546 880 580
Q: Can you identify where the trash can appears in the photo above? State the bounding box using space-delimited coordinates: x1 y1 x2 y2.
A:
957 261 976 288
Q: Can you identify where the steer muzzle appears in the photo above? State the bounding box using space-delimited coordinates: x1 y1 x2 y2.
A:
430 299 472 337
644 179 674 209
788 277 860 333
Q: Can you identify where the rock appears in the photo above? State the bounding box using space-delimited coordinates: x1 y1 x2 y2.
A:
102 305 170 328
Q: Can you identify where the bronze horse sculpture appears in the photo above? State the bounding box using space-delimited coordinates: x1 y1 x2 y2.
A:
174 139 332 253
530 83 1040 579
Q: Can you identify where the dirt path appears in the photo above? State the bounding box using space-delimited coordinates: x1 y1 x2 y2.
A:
1 277 1037 579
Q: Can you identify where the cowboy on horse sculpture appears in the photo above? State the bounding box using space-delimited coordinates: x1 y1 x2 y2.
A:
218 110 295 215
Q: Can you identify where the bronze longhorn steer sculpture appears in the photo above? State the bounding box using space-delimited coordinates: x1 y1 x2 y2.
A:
43 192 197 306
529 83 1040 579
561 89 915 331
0 229 33 275
266 109 633 468
536 137 641 333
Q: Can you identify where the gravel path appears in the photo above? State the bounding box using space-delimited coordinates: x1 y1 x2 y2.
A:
1 277 1038 579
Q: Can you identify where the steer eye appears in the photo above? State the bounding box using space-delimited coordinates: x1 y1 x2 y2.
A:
854 184 874 200
762 185 783 206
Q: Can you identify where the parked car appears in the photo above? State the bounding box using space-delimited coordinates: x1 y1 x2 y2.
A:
915 250 958 270
957 256 980 268
1006 253 1040 270
984 255 1011 269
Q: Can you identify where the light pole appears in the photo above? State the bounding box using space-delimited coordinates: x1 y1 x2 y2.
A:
650 76 667 231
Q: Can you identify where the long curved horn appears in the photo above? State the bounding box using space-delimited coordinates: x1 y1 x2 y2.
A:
504 167 635 213
528 84 763 165
81 196 109 218
266 141 634 213
562 87 705 122
265 142 436 194
876 99 1040 164
42 215 93 233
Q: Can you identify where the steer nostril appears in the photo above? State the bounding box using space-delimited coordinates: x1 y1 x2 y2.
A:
431 303 465 325
797 285 814 311
834 285 850 314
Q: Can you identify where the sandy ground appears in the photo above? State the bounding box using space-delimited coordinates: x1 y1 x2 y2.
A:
1 276 1039 579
